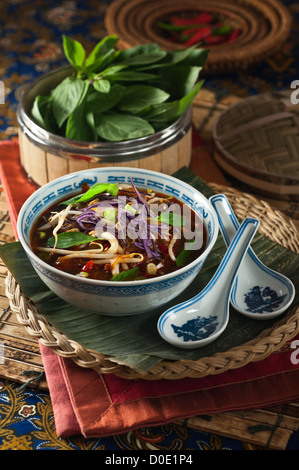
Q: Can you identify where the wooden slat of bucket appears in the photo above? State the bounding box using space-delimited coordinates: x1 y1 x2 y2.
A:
46 152 69 181
161 142 179 175
138 152 162 171
178 128 192 169
68 158 89 173
18 131 48 186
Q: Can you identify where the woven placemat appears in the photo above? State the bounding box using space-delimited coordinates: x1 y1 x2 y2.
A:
4 183 299 380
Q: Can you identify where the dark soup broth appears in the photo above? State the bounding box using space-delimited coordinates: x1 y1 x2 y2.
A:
30 180 207 281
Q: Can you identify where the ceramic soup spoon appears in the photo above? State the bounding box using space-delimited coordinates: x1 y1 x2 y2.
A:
209 194 295 320
157 217 260 349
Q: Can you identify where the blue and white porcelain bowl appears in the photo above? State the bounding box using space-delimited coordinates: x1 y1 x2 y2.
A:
17 167 219 316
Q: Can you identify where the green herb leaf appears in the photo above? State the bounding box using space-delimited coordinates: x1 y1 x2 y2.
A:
176 240 195 267
31 95 48 128
107 71 159 82
98 64 127 78
142 80 204 124
85 34 118 68
31 95 59 134
86 85 126 115
115 43 167 66
158 212 185 226
111 267 139 282
65 102 94 141
61 183 119 205
95 113 155 141
51 77 87 128
157 65 202 99
92 79 111 93
117 85 170 114
46 232 101 249
62 35 86 70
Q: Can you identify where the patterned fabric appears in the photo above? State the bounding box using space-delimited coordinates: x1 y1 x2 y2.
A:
0 379 258 450
0 0 299 451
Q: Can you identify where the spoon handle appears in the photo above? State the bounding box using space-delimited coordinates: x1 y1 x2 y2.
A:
209 194 240 246
202 217 260 301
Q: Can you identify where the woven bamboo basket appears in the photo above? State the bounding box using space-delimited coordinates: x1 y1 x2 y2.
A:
212 91 299 201
105 0 292 74
5 183 299 381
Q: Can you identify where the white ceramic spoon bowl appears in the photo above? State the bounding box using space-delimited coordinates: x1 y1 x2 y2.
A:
209 194 295 320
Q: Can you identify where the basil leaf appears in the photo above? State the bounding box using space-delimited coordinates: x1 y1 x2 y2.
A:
158 212 185 227
51 77 87 128
46 232 101 249
95 113 155 141
107 71 159 82
61 183 119 205
115 44 166 65
158 65 202 99
142 80 204 124
31 95 59 134
98 64 127 77
117 85 170 114
86 85 126 114
176 240 195 267
31 95 48 128
85 50 120 76
65 80 92 141
85 34 118 68
62 35 85 70
112 267 139 282
65 102 94 141
92 79 111 93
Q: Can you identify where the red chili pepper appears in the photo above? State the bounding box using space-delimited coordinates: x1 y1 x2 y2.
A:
205 35 227 45
228 29 240 43
82 260 94 272
182 27 212 46
157 241 168 254
171 13 213 26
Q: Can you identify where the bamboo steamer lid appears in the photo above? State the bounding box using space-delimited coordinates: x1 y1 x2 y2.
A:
212 91 299 201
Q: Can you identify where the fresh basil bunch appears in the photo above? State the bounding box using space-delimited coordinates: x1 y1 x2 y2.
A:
31 35 208 142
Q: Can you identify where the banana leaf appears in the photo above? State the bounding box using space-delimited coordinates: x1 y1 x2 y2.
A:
0 167 298 372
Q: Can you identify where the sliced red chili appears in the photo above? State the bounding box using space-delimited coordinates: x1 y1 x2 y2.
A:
82 260 94 272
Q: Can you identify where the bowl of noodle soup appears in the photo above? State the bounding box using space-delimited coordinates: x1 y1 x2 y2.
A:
17 167 219 316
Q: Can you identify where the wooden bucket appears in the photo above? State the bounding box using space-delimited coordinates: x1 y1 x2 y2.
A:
17 67 192 187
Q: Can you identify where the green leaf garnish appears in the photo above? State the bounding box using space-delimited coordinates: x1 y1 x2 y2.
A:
176 240 195 267
61 183 119 205
46 232 101 249
157 212 185 226
111 267 139 281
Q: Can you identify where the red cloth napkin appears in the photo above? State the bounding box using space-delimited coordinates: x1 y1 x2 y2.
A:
40 343 299 438
1 139 299 438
